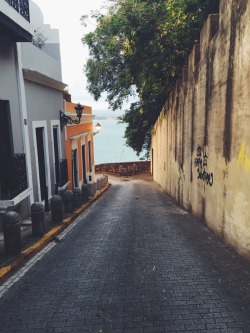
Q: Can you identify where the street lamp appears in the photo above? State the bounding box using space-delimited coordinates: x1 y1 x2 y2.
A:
60 103 84 129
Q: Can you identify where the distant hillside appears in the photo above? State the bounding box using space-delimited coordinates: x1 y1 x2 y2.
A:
93 109 125 119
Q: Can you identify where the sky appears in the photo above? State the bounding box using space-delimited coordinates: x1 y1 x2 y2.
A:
31 0 120 114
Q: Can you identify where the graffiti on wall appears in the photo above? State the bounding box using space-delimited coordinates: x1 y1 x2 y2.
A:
194 146 213 186
237 143 250 172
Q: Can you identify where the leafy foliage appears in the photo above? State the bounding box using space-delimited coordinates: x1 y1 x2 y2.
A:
82 0 219 156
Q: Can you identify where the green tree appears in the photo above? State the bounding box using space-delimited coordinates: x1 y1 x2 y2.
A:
82 0 219 156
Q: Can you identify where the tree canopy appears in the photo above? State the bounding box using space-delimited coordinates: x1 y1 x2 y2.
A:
82 0 219 156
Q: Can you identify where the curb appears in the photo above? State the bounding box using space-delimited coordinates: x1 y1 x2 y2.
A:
0 183 111 285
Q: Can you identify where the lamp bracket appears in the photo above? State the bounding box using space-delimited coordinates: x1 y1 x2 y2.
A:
60 110 80 128
60 103 84 130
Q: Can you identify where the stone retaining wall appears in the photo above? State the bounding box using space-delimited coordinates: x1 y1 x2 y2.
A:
95 161 150 176
151 0 250 259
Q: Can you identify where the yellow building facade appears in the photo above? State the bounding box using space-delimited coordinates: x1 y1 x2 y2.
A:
63 99 95 191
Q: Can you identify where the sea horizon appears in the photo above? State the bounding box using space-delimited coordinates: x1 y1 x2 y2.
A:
93 118 145 165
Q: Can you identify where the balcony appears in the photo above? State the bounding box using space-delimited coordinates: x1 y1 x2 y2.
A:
5 0 30 22
0 0 32 42
0 153 28 200
0 153 32 212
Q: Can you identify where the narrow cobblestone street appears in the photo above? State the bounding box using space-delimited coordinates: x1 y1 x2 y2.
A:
0 176 250 333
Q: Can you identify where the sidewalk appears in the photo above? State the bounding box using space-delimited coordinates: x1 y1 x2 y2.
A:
0 183 111 284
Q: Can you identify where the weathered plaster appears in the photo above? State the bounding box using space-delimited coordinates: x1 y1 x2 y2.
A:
152 0 250 259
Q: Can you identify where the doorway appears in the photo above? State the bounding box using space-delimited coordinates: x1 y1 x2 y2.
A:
35 127 47 201
53 126 60 185
72 148 78 188
88 140 92 173
82 145 87 184
0 100 13 199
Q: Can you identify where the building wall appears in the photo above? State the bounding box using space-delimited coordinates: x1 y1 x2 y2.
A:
0 0 33 37
64 102 94 190
0 1 65 219
0 34 24 154
95 161 150 176
20 3 66 202
21 43 62 82
24 81 64 201
151 0 250 259
0 1 34 222
29 1 62 62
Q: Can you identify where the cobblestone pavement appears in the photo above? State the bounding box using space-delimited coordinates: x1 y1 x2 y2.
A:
0 177 250 333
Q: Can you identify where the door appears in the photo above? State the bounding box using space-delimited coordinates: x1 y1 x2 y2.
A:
88 140 92 173
72 148 78 188
53 127 60 185
36 127 47 201
82 145 87 184
0 101 13 198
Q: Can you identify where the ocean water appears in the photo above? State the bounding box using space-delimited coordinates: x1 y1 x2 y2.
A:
94 118 141 165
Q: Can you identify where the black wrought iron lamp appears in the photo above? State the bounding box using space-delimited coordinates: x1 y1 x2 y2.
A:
60 103 84 129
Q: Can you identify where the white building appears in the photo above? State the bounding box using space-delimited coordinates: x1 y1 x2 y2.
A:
0 0 67 226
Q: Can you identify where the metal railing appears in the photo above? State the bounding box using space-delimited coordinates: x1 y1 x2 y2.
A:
59 159 68 187
0 153 28 200
5 0 30 22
